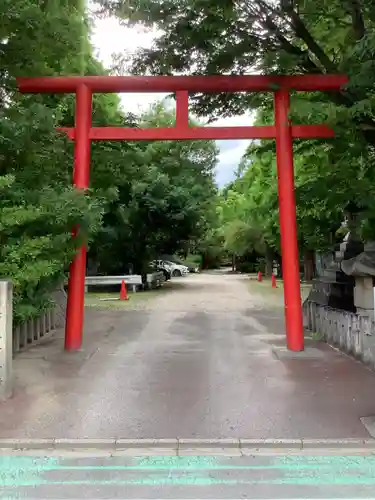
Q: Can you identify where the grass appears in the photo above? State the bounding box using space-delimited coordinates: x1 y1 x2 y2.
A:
84 287 167 310
247 277 312 305
310 330 324 341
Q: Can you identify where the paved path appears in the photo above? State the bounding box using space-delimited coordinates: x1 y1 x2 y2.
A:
1 272 375 439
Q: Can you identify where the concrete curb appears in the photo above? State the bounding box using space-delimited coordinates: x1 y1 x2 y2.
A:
0 438 375 451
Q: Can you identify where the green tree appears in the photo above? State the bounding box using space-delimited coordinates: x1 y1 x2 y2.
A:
89 102 219 275
0 1 109 320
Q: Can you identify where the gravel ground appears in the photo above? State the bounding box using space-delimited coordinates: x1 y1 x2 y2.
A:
1 270 374 441
85 271 268 312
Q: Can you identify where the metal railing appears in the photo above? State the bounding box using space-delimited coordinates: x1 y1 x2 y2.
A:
85 272 165 292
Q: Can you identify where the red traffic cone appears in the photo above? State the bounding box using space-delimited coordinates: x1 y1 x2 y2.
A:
257 271 262 282
271 274 277 288
120 280 129 300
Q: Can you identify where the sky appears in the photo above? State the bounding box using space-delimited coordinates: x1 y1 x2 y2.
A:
91 16 253 186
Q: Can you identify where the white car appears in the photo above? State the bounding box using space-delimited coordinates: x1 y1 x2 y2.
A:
155 260 189 277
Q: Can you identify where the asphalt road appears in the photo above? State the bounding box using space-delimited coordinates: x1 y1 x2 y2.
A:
2 449 375 499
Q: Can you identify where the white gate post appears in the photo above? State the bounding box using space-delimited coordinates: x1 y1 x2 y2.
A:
0 281 12 399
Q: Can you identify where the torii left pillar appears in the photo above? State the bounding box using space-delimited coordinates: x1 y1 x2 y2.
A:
65 84 92 351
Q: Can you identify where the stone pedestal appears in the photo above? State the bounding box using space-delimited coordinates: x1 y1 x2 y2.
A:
338 241 375 317
309 275 356 311
354 276 375 317
308 233 363 312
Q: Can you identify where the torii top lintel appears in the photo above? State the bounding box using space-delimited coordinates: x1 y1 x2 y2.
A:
17 74 348 94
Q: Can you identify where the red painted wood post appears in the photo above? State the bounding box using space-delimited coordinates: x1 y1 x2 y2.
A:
274 90 304 351
65 84 92 351
175 90 189 127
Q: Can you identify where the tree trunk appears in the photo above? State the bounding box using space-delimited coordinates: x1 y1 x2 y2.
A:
276 253 282 279
201 252 207 270
232 254 236 272
265 245 274 277
303 250 315 282
141 272 148 290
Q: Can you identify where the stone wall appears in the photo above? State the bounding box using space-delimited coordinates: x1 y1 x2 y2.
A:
303 300 375 369
13 287 67 355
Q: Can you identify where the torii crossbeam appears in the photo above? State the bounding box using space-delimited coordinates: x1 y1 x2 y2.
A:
17 74 348 352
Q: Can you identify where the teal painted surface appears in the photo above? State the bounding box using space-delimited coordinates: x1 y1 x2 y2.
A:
0 457 59 486
269 455 375 486
1 455 375 488
4 454 375 470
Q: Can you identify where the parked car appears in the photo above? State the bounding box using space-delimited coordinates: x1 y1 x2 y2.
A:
159 255 200 273
163 260 189 277
153 260 189 277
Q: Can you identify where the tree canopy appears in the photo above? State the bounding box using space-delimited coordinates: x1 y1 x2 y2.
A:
94 0 375 277
95 0 375 143
88 103 218 275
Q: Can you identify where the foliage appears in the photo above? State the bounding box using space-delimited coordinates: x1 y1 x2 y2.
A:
0 176 102 323
95 0 375 137
0 103 104 323
0 0 108 321
217 96 375 265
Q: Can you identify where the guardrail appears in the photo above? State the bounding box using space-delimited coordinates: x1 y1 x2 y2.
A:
85 272 164 292
85 275 142 292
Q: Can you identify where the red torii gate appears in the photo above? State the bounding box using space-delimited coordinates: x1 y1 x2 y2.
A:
17 74 347 352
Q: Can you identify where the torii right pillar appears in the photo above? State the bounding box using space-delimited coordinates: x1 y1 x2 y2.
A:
274 89 304 351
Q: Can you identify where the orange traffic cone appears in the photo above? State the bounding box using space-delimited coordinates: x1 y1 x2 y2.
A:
120 280 129 300
257 271 262 282
271 274 277 288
